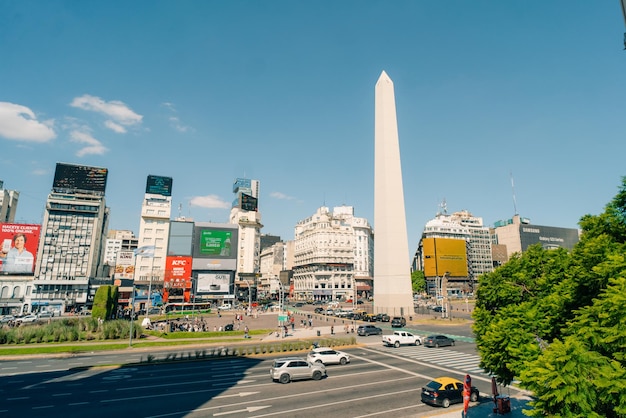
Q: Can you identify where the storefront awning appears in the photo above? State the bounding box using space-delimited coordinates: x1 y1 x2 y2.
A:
357 285 371 291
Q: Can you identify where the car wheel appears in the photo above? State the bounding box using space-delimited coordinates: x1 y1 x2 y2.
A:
442 398 451 408
451 341 455 346
279 374 290 384
315 359 323 364
312 370 322 380
394 341 400 348
340 357 347 365
470 392 478 402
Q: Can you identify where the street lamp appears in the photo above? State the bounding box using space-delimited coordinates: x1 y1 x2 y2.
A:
242 278 252 314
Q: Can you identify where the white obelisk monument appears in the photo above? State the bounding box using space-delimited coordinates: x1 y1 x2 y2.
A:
373 70 414 317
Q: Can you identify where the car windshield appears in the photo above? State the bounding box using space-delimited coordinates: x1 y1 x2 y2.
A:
273 360 287 367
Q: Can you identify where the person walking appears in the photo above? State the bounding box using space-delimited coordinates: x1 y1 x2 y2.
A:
244 325 249 339
331 325 334 335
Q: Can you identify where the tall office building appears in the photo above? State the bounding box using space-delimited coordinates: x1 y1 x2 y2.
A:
135 175 173 290
373 71 414 317
229 178 263 288
32 163 110 313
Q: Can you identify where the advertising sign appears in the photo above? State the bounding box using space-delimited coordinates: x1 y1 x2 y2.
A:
164 256 192 288
519 225 579 252
193 226 238 259
422 237 468 277
114 251 135 279
0 223 41 274
52 163 108 195
240 193 258 211
146 175 173 197
196 272 233 294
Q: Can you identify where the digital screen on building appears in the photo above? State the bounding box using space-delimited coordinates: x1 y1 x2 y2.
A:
52 163 108 194
0 223 41 275
422 237 468 277
519 225 579 252
240 193 258 211
146 175 173 197
164 256 192 288
196 272 233 294
192 226 238 259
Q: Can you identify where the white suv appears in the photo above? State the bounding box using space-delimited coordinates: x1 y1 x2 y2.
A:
270 357 327 384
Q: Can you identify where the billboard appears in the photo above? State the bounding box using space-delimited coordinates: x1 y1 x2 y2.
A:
146 175 173 197
422 237 468 278
52 162 108 195
240 193 258 211
164 256 192 288
0 223 41 274
196 272 233 294
192 226 238 259
114 251 135 279
519 225 579 252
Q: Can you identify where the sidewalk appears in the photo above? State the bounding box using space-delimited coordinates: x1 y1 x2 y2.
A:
425 395 532 418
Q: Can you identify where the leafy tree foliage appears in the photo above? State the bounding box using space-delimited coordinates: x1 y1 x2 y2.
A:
411 270 426 294
473 177 626 416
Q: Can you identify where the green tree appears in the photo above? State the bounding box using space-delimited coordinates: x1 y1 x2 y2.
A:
411 270 426 294
473 177 626 416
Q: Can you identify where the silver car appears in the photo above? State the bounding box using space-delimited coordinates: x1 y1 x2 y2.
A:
270 357 327 384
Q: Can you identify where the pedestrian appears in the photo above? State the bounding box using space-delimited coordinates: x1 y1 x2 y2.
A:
331 325 334 335
244 325 249 338
308 318 312 327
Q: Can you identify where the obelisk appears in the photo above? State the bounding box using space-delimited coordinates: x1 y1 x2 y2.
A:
373 70 414 317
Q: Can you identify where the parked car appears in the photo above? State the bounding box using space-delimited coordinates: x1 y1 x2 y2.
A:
356 299 364 304
357 324 383 336
223 323 234 331
16 314 38 323
390 317 406 327
375 313 390 322
421 376 479 408
37 311 54 318
218 303 232 310
270 357 327 384
307 347 350 365
314 307 324 314
364 313 377 322
0 315 16 323
294 302 304 308
432 306 447 313
424 335 455 348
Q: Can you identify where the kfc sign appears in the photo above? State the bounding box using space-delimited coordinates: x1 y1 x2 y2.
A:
165 256 192 288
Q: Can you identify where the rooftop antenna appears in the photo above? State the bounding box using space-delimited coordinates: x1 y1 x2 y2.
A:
437 198 448 216
178 203 182 218
510 172 518 215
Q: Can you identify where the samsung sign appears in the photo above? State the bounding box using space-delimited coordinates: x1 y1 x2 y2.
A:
519 225 579 251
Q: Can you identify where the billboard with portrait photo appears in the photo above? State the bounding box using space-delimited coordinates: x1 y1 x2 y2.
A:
0 223 41 275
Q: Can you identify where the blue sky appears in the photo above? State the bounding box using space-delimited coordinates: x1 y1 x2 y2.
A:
1 1 625 254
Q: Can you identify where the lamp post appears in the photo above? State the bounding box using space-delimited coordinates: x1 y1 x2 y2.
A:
129 283 136 347
351 276 356 330
242 278 252 314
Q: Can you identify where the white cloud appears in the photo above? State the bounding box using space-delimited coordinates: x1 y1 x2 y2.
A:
0 102 56 142
189 195 230 209
70 129 107 157
70 94 142 133
104 120 127 133
161 102 193 133
270 191 296 200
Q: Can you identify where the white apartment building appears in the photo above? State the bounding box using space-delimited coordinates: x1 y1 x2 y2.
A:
259 241 285 298
292 205 373 302
136 191 171 284
103 230 137 265
449 210 494 281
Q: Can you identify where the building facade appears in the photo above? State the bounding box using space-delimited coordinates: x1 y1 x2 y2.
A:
32 163 110 314
0 180 19 223
292 205 373 302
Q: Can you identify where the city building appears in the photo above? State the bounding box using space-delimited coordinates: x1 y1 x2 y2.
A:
0 180 19 223
413 203 492 295
292 205 373 302
134 175 173 302
31 162 110 314
493 214 580 260
229 178 262 296
103 230 138 276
